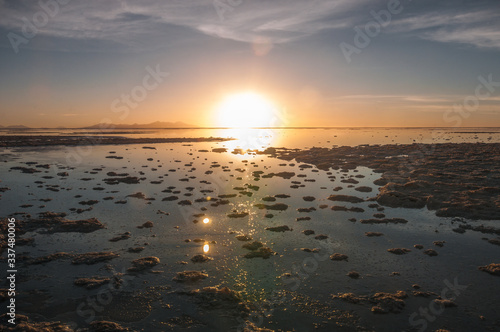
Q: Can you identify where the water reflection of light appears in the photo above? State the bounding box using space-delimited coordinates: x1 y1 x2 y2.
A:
203 244 210 253
203 218 210 224
215 128 278 152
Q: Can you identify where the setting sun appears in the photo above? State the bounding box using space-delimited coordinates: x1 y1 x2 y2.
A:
216 92 277 128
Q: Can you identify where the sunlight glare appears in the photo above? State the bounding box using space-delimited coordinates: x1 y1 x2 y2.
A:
216 92 277 128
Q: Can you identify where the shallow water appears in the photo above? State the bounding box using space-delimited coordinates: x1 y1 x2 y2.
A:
1 129 499 331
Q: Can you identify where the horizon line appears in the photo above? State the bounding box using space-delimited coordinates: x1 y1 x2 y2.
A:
2 126 500 130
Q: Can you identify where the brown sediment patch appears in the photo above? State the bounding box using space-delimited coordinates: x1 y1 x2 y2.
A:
185 286 245 311
219 194 237 198
72 252 119 265
88 320 133 331
104 176 142 185
301 248 320 253
360 218 408 224
365 232 384 237
127 192 147 199
297 207 316 212
302 229 315 235
488 238 500 246
387 248 411 255
191 254 213 263
330 253 348 261
173 271 208 283
162 195 179 201
74 277 111 289
243 246 275 259
265 225 291 232
333 290 408 314
128 247 145 253
457 224 500 235
254 203 288 211
109 232 131 242
271 171 296 179
331 206 364 212
412 291 437 297
434 298 457 307
423 249 438 256
137 221 154 229
235 234 253 241
78 199 99 206
268 143 500 220
0 314 73 331
242 241 263 251
227 212 249 218
478 263 500 276
3 212 105 234
128 256 160 272
327 195 364 203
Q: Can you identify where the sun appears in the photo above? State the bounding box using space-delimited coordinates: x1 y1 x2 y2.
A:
216 92 277 128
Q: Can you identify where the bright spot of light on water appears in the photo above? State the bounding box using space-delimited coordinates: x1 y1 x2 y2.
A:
203 218 210 224
203 244 210 253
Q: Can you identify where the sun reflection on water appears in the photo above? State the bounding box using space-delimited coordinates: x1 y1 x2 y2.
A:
215 128 279 153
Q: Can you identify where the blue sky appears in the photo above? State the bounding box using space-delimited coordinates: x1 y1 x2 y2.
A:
1 0 499 127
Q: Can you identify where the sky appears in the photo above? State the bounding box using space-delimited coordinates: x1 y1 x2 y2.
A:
1 0 500 128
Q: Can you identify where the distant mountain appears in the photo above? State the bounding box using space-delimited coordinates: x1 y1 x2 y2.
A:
83 121 196 129
6 125 30 129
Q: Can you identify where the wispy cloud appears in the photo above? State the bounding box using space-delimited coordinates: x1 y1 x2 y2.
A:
389 9 500 49
334 94 500 113
0 0 363 51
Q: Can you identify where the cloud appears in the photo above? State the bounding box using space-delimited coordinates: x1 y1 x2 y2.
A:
389 9 500 49
334 94 500 114
0 0 364 51
424 27 500 49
